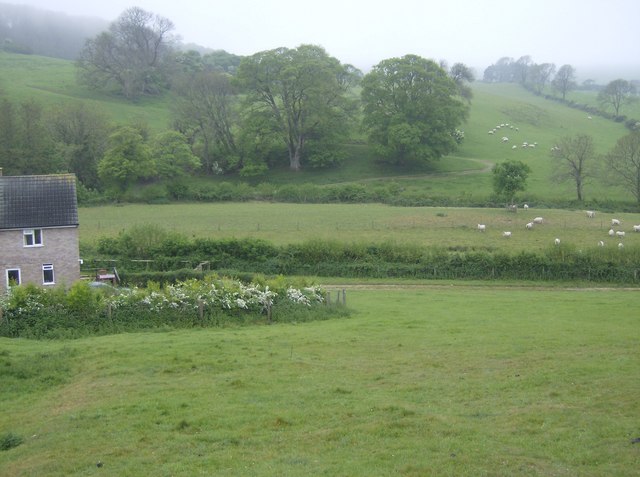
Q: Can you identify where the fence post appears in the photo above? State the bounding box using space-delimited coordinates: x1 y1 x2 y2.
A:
342 289 346 306
198 300 204 322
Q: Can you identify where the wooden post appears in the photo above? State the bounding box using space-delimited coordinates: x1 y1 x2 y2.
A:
342 289 346 306
198 300 204 322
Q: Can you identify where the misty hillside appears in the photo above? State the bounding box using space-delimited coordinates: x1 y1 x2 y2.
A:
0 2 107 59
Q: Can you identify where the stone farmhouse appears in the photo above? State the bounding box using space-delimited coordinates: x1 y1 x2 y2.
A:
0 172 80 290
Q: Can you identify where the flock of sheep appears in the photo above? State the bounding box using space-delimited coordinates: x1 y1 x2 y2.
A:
477 208 640 249
487 122 539 150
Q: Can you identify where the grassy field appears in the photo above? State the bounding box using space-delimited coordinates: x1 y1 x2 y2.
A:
1 286 638 476
78 202 640 252
0 52 172 132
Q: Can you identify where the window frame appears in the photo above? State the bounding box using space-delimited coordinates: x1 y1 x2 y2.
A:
6 268 21 287
42 263 55 285
23 228 43 247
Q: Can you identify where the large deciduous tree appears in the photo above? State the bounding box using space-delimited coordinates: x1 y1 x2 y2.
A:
528 63 555 94
151 130 201 179
550 134 594 202
235 44 358 171
492 160 531 206
360 55 468 166
98 126 155 193
598 79 637 116
552 64 577 100
76 7 176 99
604 132 640 204
171 71 239 174
448 62 475 102
47 102 110 189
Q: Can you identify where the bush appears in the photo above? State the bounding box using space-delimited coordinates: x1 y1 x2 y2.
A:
0 432 24 451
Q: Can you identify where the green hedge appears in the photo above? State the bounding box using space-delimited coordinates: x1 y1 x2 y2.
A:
87 234 640 284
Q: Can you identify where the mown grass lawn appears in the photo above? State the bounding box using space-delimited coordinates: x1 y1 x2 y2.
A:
1 286 638 476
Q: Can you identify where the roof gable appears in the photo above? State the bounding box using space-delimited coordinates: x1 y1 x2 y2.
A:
0 174 78 229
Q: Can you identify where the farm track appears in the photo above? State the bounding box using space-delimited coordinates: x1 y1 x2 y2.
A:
324 283 640 292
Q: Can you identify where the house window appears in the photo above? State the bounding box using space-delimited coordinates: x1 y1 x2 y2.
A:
7 269 21 287
24 229 43 247
42 264 55 285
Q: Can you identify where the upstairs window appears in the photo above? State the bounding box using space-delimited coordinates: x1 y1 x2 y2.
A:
42 264 55 285
24 229 43 247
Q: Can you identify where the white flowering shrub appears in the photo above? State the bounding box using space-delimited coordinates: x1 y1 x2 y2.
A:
0 278 335 339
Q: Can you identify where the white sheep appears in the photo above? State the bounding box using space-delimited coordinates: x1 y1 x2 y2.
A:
502 231 512 238
533 217 544 224
633 225 640 232
598 240 605 247
526 222 534 230
611 219 621 226
608 229 615 236
502 136 509 143
488 130 494 135
586 210 596 218
512 145 518 149
523 203 529 209
616 231 626 238
477 224 486 232
618 242 624 249
554 238 561 245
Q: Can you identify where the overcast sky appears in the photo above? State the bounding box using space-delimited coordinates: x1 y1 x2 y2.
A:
7 0 640 78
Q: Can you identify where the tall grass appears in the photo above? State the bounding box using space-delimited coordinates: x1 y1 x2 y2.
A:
1 287 638 475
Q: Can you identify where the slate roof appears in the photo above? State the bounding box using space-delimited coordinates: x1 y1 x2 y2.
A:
0 174 79 229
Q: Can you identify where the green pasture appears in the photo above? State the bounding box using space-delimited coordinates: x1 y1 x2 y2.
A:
0 52 172 132
1 286 638 476
79 202 640 252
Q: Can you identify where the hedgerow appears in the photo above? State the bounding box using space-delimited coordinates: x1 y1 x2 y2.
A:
0 278 346 339
88 234 640 284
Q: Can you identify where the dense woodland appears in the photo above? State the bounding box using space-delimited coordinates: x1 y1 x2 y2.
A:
1 5 639 205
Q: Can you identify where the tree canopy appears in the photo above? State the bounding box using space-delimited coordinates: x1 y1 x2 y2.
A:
492 160 531 205
76 7 176 99
550 134 595 202
235 44 358 171
604 131 640 204
598 79 637 116
360 55 469 166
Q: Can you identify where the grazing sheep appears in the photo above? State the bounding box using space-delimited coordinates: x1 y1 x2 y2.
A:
612 219 621 226
554 238 561 245
633 225 640 232
502 136 509 143
488 130 494 135
502 231 512 238
588 116 593 120
598 240 605 247
523 203 529 209
616 231 626 238
477 224 486 232
512 145 518 149
533 217 544 224
608 229 615 236
618 242 624 249
526 222 534 230
586 210 596 218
